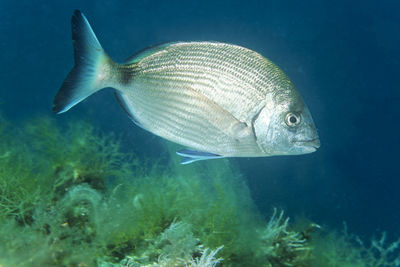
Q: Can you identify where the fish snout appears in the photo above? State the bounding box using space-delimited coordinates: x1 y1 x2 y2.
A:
304 138 320 149
292 137 320 153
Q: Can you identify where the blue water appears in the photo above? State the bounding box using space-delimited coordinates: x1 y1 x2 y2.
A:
1 0 399 242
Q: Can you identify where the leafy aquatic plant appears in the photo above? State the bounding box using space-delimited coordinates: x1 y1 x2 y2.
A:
310 222 400 267
0 115 136 266
96 160 265 265
258 208 313 266
0 115 49 224
1 113 400 267
23 117 135 194
188 246 224 267
118 221 223 267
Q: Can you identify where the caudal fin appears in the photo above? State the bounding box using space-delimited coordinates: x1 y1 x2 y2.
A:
53 10 113 114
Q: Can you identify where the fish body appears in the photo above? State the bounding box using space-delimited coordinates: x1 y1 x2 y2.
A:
53 10 320 163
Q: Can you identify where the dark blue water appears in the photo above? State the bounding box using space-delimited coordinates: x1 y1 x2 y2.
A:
1 0 399 241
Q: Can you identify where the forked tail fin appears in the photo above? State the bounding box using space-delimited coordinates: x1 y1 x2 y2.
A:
53 10 114 114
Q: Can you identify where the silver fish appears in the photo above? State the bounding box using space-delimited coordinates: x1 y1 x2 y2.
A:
53 10 320 164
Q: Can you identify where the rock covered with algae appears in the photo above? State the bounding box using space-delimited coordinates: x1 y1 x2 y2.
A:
0 113 399 267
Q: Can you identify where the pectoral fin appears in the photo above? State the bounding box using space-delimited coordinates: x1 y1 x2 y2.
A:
176 149 224 164
183 85 256 142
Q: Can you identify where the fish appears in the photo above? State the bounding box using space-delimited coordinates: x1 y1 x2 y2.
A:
53 10 320 164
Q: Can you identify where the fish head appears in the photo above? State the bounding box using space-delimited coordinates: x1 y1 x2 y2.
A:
254 88 320 156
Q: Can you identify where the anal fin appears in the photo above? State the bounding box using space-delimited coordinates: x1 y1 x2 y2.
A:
114 91 148 131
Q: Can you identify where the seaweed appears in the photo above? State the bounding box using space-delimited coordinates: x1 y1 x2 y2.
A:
0 115 135 266
1 113 400 267
310 223 400 267
258 208 314 266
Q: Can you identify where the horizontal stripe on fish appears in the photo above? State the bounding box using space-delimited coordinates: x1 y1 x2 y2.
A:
127 42 292 124
120 78 262 156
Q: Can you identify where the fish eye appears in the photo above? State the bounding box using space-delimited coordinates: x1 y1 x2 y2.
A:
285 112 301 127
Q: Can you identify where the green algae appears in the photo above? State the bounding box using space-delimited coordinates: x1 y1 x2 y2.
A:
0 113 399 267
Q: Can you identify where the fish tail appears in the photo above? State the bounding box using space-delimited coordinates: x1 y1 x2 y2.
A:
53 10 116 114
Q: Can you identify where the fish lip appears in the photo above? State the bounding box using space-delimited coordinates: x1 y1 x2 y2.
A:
293 138 321 149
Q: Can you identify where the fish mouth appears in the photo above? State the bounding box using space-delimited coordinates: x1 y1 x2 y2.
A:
293 138 321 150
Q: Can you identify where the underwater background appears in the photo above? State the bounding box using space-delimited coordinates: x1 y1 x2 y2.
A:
1 0 399 266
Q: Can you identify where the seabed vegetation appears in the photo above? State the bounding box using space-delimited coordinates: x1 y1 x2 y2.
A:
0 113 399 267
